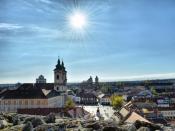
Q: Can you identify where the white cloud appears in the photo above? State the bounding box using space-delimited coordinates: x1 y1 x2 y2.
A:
0 23 66 40
102 73 175 81
22 0 56 14
37 0 52 4
0 23 23 30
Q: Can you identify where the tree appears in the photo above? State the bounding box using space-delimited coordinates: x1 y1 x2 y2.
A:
150 86 158 96
65 97 75 109
101 84 112 94
110 95 124 110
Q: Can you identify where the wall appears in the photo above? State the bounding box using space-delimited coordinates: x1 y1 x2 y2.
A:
0 99 48 112
48 95 65 107
17 108 66 115
161 110 175 119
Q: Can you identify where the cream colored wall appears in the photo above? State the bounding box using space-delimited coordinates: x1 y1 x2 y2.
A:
100 98 111 104
54 70 66 85
0 99 48 112
54 85 67 92
48 95 65 108
161 110 175 118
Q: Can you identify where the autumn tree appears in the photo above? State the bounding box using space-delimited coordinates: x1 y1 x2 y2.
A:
65 97 75 109
150 86 158 96
110 95 124 110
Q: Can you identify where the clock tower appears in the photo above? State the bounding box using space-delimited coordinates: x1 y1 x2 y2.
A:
54 58 67 92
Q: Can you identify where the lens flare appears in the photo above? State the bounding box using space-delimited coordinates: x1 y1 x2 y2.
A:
69 11 87 30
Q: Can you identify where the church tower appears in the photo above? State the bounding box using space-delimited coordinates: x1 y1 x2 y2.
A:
54 58 67 92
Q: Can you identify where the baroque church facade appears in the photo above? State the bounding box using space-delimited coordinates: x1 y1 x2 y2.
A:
0 58 68 112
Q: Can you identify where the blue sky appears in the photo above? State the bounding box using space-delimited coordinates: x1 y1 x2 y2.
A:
0 0 175 83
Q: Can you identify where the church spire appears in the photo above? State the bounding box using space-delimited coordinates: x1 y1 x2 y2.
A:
57 57 60 65
61 59 65 70
61 60 64 67
55 57 61 70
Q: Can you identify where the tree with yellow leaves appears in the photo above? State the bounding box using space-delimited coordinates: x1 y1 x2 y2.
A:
65 97 75 109
110 95 124 110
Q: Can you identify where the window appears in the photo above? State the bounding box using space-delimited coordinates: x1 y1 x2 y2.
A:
37 100 40 105
31 100 34 105
57 75 59 79
42 100 45 105
25 100 28 105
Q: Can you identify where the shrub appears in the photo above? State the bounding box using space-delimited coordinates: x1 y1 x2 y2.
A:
12 116 20 125
137 127 150 131
4 114 13 123
31 117 45 128
22 121 33 131
24 117 44 128
134 120 160 130
24 116 36 124
0 120 8 129
65 97 75 109
128 124 137 131
45 113 56 123
35 126 54 131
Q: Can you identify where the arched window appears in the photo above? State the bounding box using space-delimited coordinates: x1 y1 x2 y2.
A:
57 75 59 79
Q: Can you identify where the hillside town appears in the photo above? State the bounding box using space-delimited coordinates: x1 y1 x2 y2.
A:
1 0 175 130
0 58 175 130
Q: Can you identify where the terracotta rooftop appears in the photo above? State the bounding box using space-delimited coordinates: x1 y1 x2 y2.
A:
125 111 151 123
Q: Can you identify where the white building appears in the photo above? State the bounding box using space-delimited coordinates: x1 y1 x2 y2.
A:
36 75 46 83
98 94 111 105
0 58 68 112
160 109 175 119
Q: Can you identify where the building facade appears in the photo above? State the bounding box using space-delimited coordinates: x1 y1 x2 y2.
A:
36 75 46 83
0 58 68 112
76 92 98 105
98 94 111 105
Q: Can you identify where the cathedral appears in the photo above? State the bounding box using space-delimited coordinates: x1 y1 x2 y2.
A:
0 58 68 112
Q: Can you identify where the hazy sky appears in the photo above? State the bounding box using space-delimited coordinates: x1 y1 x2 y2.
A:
0 0 175 83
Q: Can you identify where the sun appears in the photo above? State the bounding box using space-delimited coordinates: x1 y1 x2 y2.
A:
69 11 87 30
